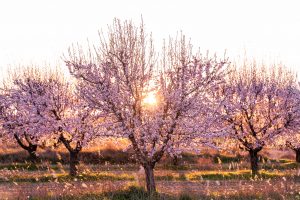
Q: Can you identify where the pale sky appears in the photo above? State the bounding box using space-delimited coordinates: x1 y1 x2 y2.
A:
0 0 299 79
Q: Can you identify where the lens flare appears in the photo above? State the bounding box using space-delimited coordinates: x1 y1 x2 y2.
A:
143 92 157 105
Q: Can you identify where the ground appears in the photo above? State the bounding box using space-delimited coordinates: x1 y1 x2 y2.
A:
0 146 299 199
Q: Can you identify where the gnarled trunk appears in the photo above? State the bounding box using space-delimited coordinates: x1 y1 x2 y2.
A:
295 148 300 163
69 151 79 176
249 149 260 176
143 164 156 193
172 155 179 166
59 134 82 177
27 144 38 162
14 134 38 162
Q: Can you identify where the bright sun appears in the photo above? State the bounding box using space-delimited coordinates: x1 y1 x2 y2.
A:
143 92 157 105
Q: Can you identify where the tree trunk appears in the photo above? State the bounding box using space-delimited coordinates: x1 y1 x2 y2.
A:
14 134 38 162
27 144 38 162
172 155 179 166
59 134 82 177
143 164 156 193
69 151 79 176
249 149 259 176
295 149 300 163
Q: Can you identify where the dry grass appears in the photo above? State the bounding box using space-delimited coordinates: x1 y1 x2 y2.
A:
0 162 299 199
8 180 300 200
0 145 299 199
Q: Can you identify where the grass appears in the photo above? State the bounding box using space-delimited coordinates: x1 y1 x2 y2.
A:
1 169 291 183
0 172 135 183
29 186 175 200
1 161 298 173
27 185 300 200
0 149 136 165
1 148 299 199
212 153 243 164
0 163 41 171
0 148 298 172
186 169 284 180
154 169 289 181
192 193 300 200
262 160 300 170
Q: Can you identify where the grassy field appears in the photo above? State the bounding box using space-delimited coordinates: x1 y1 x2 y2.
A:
0 146 299 199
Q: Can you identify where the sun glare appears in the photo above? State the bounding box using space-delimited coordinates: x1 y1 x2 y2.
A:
143 92 157 105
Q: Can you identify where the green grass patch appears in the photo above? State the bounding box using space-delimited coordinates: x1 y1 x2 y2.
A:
159 164 191 171
0 163 42 171
262 161 300 170
0 163 63 171
0 172 135 183
278 159 294 163
185 170 285 180
153 169 287 181
2 169 294 183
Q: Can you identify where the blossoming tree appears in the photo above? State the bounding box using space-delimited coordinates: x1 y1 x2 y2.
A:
275 85 300 163
1 67 99 175
0 68 49 162
66 19 228 192
218 63 298 175
29 72 101 176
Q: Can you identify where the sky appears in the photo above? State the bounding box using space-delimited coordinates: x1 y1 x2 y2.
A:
0 0 299 79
